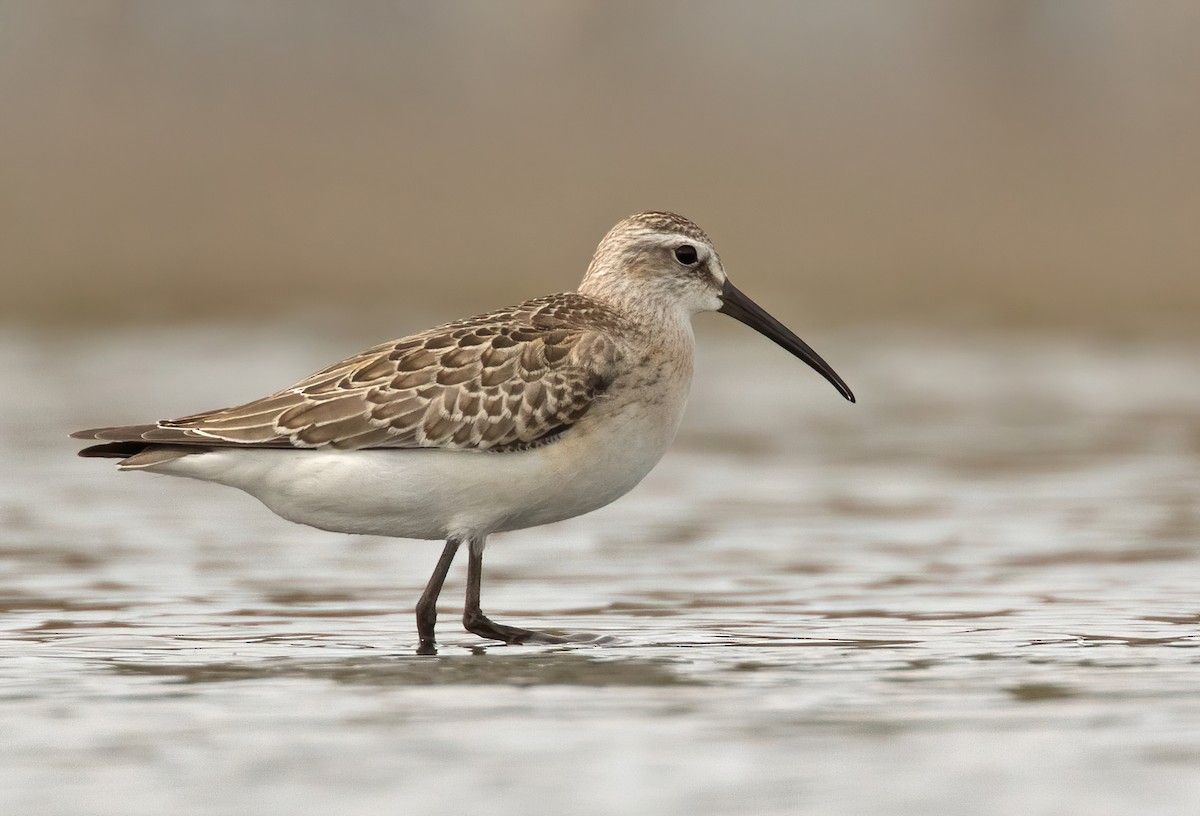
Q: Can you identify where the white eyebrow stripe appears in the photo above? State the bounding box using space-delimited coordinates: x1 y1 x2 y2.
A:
639 231 713 257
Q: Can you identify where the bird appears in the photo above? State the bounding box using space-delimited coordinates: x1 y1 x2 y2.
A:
73 211 854 654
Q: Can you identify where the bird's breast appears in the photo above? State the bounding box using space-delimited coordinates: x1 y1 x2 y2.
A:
502 346 694 529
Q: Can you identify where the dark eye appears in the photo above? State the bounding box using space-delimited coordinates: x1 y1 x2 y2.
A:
674 244 699 265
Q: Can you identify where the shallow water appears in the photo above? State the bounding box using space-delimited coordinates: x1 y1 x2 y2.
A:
2 325 1199 815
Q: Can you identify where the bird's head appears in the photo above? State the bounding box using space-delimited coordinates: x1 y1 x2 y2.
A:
580 211 854 402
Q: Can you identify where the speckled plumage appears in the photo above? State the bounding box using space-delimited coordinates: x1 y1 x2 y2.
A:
77 294 628 457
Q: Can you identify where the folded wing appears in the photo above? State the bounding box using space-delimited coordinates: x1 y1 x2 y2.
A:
73 294 624 454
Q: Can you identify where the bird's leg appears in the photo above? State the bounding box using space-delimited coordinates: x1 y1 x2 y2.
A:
462 535 565 645
415 538 461 655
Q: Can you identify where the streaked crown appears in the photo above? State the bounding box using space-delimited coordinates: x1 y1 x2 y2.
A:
608 211 712 244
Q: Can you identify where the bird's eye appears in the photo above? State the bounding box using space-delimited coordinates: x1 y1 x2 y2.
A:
674 245 699 265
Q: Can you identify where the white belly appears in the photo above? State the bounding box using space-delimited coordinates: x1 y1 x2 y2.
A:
152 382 689 541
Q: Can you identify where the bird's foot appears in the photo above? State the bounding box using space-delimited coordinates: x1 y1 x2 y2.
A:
463 609 568 646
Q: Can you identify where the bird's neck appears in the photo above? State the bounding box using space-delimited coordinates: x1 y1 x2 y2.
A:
577 278 695 341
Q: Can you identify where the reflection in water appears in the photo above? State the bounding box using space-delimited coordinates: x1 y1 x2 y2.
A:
2 326 1199 815
108 652 696 688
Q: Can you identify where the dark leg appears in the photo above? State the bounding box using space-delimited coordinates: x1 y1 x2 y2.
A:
462 535 565 645
415 538 461 655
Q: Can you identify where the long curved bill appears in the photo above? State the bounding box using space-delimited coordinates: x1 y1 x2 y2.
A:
718 279 855 403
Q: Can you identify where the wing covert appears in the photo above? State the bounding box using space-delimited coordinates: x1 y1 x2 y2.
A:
154 294 624 452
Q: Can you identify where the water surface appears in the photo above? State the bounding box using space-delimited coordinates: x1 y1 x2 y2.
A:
2 326 1199 815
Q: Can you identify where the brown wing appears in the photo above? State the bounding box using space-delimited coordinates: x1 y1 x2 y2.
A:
73 294 625 453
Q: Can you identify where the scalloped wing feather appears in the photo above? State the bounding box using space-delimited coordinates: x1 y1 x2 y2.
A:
79 294 625 453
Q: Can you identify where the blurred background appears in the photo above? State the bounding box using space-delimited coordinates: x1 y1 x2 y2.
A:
4 5 1200 816
2 0 1199 332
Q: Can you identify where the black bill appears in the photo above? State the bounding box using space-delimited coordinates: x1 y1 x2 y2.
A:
718 279 855 403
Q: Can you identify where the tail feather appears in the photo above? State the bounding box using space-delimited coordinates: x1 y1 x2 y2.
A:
73 422 285 469
117 445 209 469
77 441 151 459
76 440 210 469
